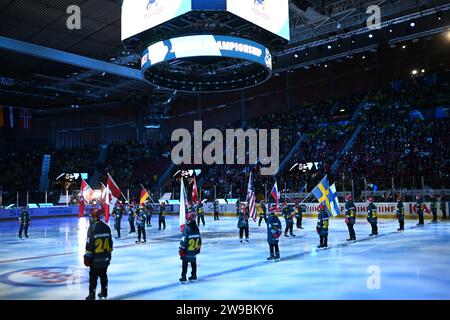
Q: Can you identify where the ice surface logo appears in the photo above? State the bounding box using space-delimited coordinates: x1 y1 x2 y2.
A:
254 0 266 9
147 0 158 10
0 267 87 287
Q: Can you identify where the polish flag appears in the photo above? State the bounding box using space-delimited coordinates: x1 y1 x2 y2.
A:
271 181 279 210
192 175 198 203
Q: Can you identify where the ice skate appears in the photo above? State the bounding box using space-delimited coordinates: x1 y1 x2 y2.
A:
85 292 96 300
188 276 198 283
97 290 107 299
179 277 187 284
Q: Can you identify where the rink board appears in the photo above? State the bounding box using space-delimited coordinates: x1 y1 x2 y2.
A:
1 202 447 220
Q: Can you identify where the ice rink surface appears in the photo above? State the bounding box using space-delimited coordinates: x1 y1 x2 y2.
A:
0 214 449 300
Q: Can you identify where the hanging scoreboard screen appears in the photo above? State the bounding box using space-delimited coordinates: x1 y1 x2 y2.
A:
121 0 192 41
227 0 290 40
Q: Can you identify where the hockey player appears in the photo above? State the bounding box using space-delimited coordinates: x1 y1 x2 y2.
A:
316 204 329 248
440 193 447 220
344 194 356 241
396 195 405 231
416 194 425 226
367 197 378 236
267 206 282 261
112 206 123 239
179 211 202 284
84 208 113 300
237 204 250 243
135 206 147 243
127 203 136 233
430 194 438 223
146 203 152 227
257 200 268 226
294 200 304 229
236 200 241 217
213 199 220 221
196 201 205 227
158 202 166 230
282 202 295 237
18 206 30 239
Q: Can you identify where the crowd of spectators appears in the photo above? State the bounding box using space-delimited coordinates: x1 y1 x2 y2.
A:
1 71 449 203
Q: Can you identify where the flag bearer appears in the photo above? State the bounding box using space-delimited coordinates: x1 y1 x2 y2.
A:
158 202 166 230
416 194 425 226
18 206 30 239
267 206 282 261
213 199 220 221
295 200 304 229
127 203 136 233
282 202 295 237
237 204 250 243
196 201 205 227
344 194 356 241
179 212 202 284
396 195 405 231
112 206 123 239
367 197 378 236
135 206 147 243
316 204 329 248
258 200 268 226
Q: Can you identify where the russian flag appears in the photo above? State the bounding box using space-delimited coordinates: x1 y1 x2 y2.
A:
270 181 279 210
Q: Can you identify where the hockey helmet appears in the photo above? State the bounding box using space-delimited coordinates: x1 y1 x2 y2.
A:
90 208 102 221
317 204 326 211
345 194 352 202
185 212 196 223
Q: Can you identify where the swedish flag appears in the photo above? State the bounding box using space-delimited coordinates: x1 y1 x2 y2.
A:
311 176 340 216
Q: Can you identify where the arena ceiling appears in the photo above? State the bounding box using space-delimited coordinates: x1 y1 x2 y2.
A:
0 0 449 110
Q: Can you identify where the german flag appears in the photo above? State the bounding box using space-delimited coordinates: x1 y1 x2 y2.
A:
140 187 149 206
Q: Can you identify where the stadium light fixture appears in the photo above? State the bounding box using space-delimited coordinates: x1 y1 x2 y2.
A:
402 45 407 49
294 54 299 58
369 33 373 38
327 45 332 49
411 69 418 75
410 22 416 27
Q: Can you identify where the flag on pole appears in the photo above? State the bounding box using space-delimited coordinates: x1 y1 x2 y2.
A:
311 176 340 216
270 181 279 210
104 173 122 223
100 183 110 220
179 178 187 233
192 175 198 203
78 178 94 217
246 172 257 222
329 183 341 217
140 187 149 206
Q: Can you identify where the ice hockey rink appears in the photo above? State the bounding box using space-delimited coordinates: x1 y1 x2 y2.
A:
0 214 449 300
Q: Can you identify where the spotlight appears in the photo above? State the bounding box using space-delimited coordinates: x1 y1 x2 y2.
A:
294 54 299 58
411 69 418 75
402 45 406 49
437 11 442 21
421 69 425 73
369 33 373 38
324 64 328 68
362 55 366 59
327 45 332 50
410 22 416 27
389 29 393 33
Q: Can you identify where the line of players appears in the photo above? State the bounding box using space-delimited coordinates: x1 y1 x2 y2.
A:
13 192 446 299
